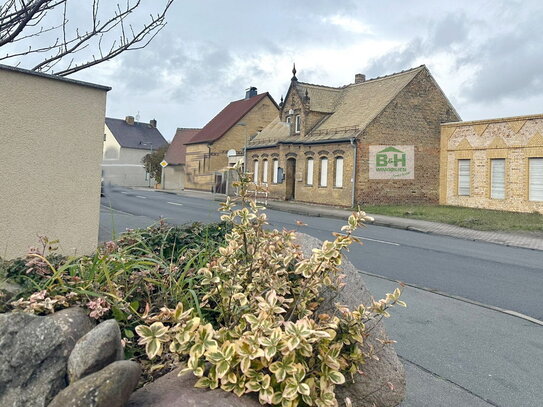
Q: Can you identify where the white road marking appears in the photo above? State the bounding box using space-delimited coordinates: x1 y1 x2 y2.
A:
167 202 183 206
120 191 129 194
136 195 147 199
354 236 400 246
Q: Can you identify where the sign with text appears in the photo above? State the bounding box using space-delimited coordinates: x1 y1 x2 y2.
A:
369 145 414 179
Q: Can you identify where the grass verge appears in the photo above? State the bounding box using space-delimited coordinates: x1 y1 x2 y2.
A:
361 205 543 232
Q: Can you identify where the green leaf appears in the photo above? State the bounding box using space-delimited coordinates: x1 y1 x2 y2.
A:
216 360 230 378
328 371 345 385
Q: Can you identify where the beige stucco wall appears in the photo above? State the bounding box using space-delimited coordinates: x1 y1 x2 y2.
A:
0 67 108 259
440 115 543 213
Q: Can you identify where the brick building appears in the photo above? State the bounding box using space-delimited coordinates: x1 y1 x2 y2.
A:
440 114 543 213
247 65 460 207
184 88 279 192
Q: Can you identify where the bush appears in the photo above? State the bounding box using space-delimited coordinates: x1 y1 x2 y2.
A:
2 221 230 376
136 163 405 406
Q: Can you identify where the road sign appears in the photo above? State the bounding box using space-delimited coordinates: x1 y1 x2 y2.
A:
160 160 168 168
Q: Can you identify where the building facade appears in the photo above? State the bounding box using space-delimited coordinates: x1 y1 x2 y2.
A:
247 65 460 207
184 88 279 192
162 128 201 190
0 64 109 259
102 116 168 187
440 114 543 213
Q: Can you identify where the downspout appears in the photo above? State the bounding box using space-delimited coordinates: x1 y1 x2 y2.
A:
350 138 357 208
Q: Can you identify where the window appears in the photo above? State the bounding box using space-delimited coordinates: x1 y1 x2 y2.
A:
320 157 328 187
272 159 279 183
295 115 301 133
458 159 470 196
286 116 291 124
529 158 543 201
262 159 269 184
306 158 314 185
490 159 505 199
334 157 344 188
253 160 259 184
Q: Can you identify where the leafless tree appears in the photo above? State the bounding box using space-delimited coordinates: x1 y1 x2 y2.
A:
0 0 174 76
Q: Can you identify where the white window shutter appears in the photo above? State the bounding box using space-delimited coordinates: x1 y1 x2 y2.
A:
458 160 470 196
529 158 543 201
491 159 505 199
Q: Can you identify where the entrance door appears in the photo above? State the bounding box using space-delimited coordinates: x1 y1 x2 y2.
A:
286 158 296 200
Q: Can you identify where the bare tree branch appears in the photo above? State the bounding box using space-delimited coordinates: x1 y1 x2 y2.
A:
0 0 174 76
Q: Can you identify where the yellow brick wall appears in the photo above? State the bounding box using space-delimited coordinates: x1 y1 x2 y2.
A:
248 141 354 207
440 115 543 213
184 96 278 191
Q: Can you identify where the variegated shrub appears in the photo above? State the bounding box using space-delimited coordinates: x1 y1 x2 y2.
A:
136 162 405 406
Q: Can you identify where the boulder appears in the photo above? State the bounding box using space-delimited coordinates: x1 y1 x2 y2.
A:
127 369 261 407
68 319 124 382
48 360 141 407
297 233 406 407
0 307 94 407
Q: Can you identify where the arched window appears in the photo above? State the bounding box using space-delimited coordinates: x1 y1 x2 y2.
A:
306 157 314 185
320 157 328 187
262 159 269 184
253 160 259 184
334 157 344 188
272 159 279 183
295 115 301 133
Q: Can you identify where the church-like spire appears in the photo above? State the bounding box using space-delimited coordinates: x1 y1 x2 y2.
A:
279 95 284 108
291 63 297 81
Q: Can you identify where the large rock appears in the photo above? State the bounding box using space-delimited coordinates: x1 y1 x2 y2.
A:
0 307 94 407
297 233 406 407
127 369 261 407
68 319 124 383
48 360 141 407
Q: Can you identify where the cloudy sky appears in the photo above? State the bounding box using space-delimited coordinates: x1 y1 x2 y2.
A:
6 0 543 140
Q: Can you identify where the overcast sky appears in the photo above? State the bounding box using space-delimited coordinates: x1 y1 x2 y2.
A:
8 0 543 141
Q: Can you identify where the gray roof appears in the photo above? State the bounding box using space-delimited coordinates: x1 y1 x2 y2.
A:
105 117 168 150
250 66 427 147
0 63 111 91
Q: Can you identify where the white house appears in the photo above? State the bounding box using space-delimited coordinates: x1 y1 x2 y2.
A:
102 116 168 186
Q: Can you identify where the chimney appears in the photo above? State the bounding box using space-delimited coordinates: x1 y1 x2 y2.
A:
245 87 258 99
355 73 366 84
125 115 135 125
150 119 157 128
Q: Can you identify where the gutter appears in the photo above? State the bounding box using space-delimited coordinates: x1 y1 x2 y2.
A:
350 138 357 208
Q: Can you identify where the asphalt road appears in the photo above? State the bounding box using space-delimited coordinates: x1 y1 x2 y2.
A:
100 185 543 406
101 185 543 321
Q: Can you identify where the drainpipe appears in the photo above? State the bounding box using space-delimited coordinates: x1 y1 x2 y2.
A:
350 138 357 208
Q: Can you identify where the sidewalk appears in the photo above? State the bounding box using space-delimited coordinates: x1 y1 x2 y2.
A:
153 188 543 251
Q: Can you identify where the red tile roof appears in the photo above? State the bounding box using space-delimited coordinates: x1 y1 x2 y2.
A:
164 128 201 165
185 93 274 145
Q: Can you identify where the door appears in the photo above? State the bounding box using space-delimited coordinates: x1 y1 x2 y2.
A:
286 158 296 200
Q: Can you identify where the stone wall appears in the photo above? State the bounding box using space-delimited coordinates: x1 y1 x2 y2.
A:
356 69 460 205
440 115 543 213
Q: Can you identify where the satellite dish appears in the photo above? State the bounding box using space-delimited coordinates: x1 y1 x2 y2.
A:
227 149 237 157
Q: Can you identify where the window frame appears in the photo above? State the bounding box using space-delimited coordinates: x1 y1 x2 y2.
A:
262 159 269 184
295 115 301 133
334 156 344 188
319 157 328 187
272 159 279 184
306 157 314 186
253 159 259 185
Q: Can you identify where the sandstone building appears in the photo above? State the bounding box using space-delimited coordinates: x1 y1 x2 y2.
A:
247 65 460 207
184 88 279 192
440 114 543 213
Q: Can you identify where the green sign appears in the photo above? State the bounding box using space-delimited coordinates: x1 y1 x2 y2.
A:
369 145 414 179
